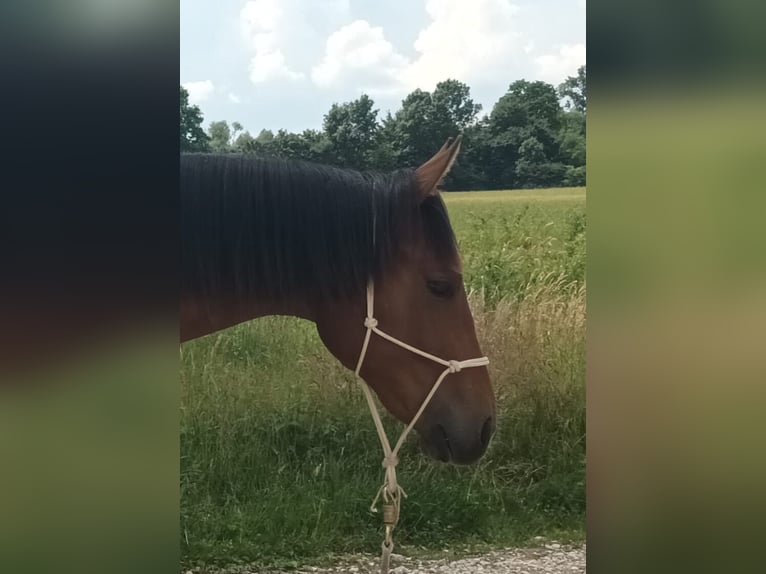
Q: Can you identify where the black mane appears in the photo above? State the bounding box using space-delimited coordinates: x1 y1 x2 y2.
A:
181 153 457 302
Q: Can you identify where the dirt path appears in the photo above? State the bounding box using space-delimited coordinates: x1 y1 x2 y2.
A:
205 543 586 574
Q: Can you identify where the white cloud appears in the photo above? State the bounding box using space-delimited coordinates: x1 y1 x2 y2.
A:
240 0 281 32
240 0 305 83
311 20 408 92
404 0 522 90
182 80 215 104
311 0 525 94
534 43 586 84
231 0 583 102
248 49 304 83
239 0 353 85
183 0 584 130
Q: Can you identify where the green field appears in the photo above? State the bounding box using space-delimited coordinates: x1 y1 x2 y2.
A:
180 187 586 570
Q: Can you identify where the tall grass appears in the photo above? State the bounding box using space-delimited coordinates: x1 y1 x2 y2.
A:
180 188 586 570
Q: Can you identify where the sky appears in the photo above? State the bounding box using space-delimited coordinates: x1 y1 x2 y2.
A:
181 0 585 134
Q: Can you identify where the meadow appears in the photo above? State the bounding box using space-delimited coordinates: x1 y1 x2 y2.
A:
180 187 586 570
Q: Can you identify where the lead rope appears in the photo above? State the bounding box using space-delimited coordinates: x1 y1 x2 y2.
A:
353 280 489 574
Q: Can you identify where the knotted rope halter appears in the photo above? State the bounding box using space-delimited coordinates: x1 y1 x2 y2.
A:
354 280 489 574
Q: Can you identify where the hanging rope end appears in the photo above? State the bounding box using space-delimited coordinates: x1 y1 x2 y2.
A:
380 537 394 574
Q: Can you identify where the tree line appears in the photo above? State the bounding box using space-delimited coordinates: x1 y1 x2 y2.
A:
180 66 585 190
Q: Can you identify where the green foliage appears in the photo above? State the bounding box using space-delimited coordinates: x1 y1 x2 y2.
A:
232 131 255 152
228 127 329 164
178 74 586 189
449 118 493 189
208 120 233 153
559 112 586 167
367 112 398 171
558 65 586 114
323 94 379 169
385 80 482 170
180 86 210 152
432 79 483 133
483 80 565 188
180 189 586 569
255 128 274 144
298 128 333 164
563 165 586 187
389 88 435 166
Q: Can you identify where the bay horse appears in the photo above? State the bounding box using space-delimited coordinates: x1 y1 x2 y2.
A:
180 137 495 465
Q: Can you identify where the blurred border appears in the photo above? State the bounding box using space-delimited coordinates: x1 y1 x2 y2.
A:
1 2 179 573
588 1 766 572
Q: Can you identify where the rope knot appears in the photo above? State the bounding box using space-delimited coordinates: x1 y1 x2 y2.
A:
448 360 462 373
364 317 378 329
381 453 399 468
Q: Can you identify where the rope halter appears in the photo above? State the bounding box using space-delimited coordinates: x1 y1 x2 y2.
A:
353 280 489 573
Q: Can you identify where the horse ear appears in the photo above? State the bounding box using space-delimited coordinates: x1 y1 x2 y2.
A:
415 135 462 200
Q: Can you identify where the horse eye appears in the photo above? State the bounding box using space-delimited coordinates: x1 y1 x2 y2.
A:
426 279 454 298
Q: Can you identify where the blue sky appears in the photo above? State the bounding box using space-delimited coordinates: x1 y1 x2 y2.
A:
181 0 585 134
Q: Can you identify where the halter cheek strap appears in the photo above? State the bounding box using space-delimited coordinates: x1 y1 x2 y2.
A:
353 280 489 573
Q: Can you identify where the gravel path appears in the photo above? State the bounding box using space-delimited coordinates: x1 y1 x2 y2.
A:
222 543 585 574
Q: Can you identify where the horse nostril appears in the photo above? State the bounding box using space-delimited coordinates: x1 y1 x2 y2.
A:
480 416 494 448
431 424 452 462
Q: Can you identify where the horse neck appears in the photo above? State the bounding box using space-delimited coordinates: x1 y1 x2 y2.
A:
180 293 316 343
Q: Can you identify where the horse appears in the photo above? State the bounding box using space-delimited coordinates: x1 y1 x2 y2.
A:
180 137 495 465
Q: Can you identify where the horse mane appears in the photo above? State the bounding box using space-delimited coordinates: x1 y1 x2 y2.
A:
181 153 457 302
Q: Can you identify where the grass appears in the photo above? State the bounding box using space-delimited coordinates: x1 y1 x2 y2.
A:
180 187 586 571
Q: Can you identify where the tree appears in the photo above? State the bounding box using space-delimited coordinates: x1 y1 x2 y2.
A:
369 111 399 171
558 65 586 114
323 94 380 169
180 86 209 152
387 80 482 170
298 129 332 164
274 130 312 160
231 122 244 143
515 136 567 188
449 118 493 189
188 75 586 190
486 80 564 188
232 130 255 152
389 89 435 167
208 120 233 152
431 79 482 138
559 112 586 166
255 129 274 145
558 103 586 186
490 80 562 145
